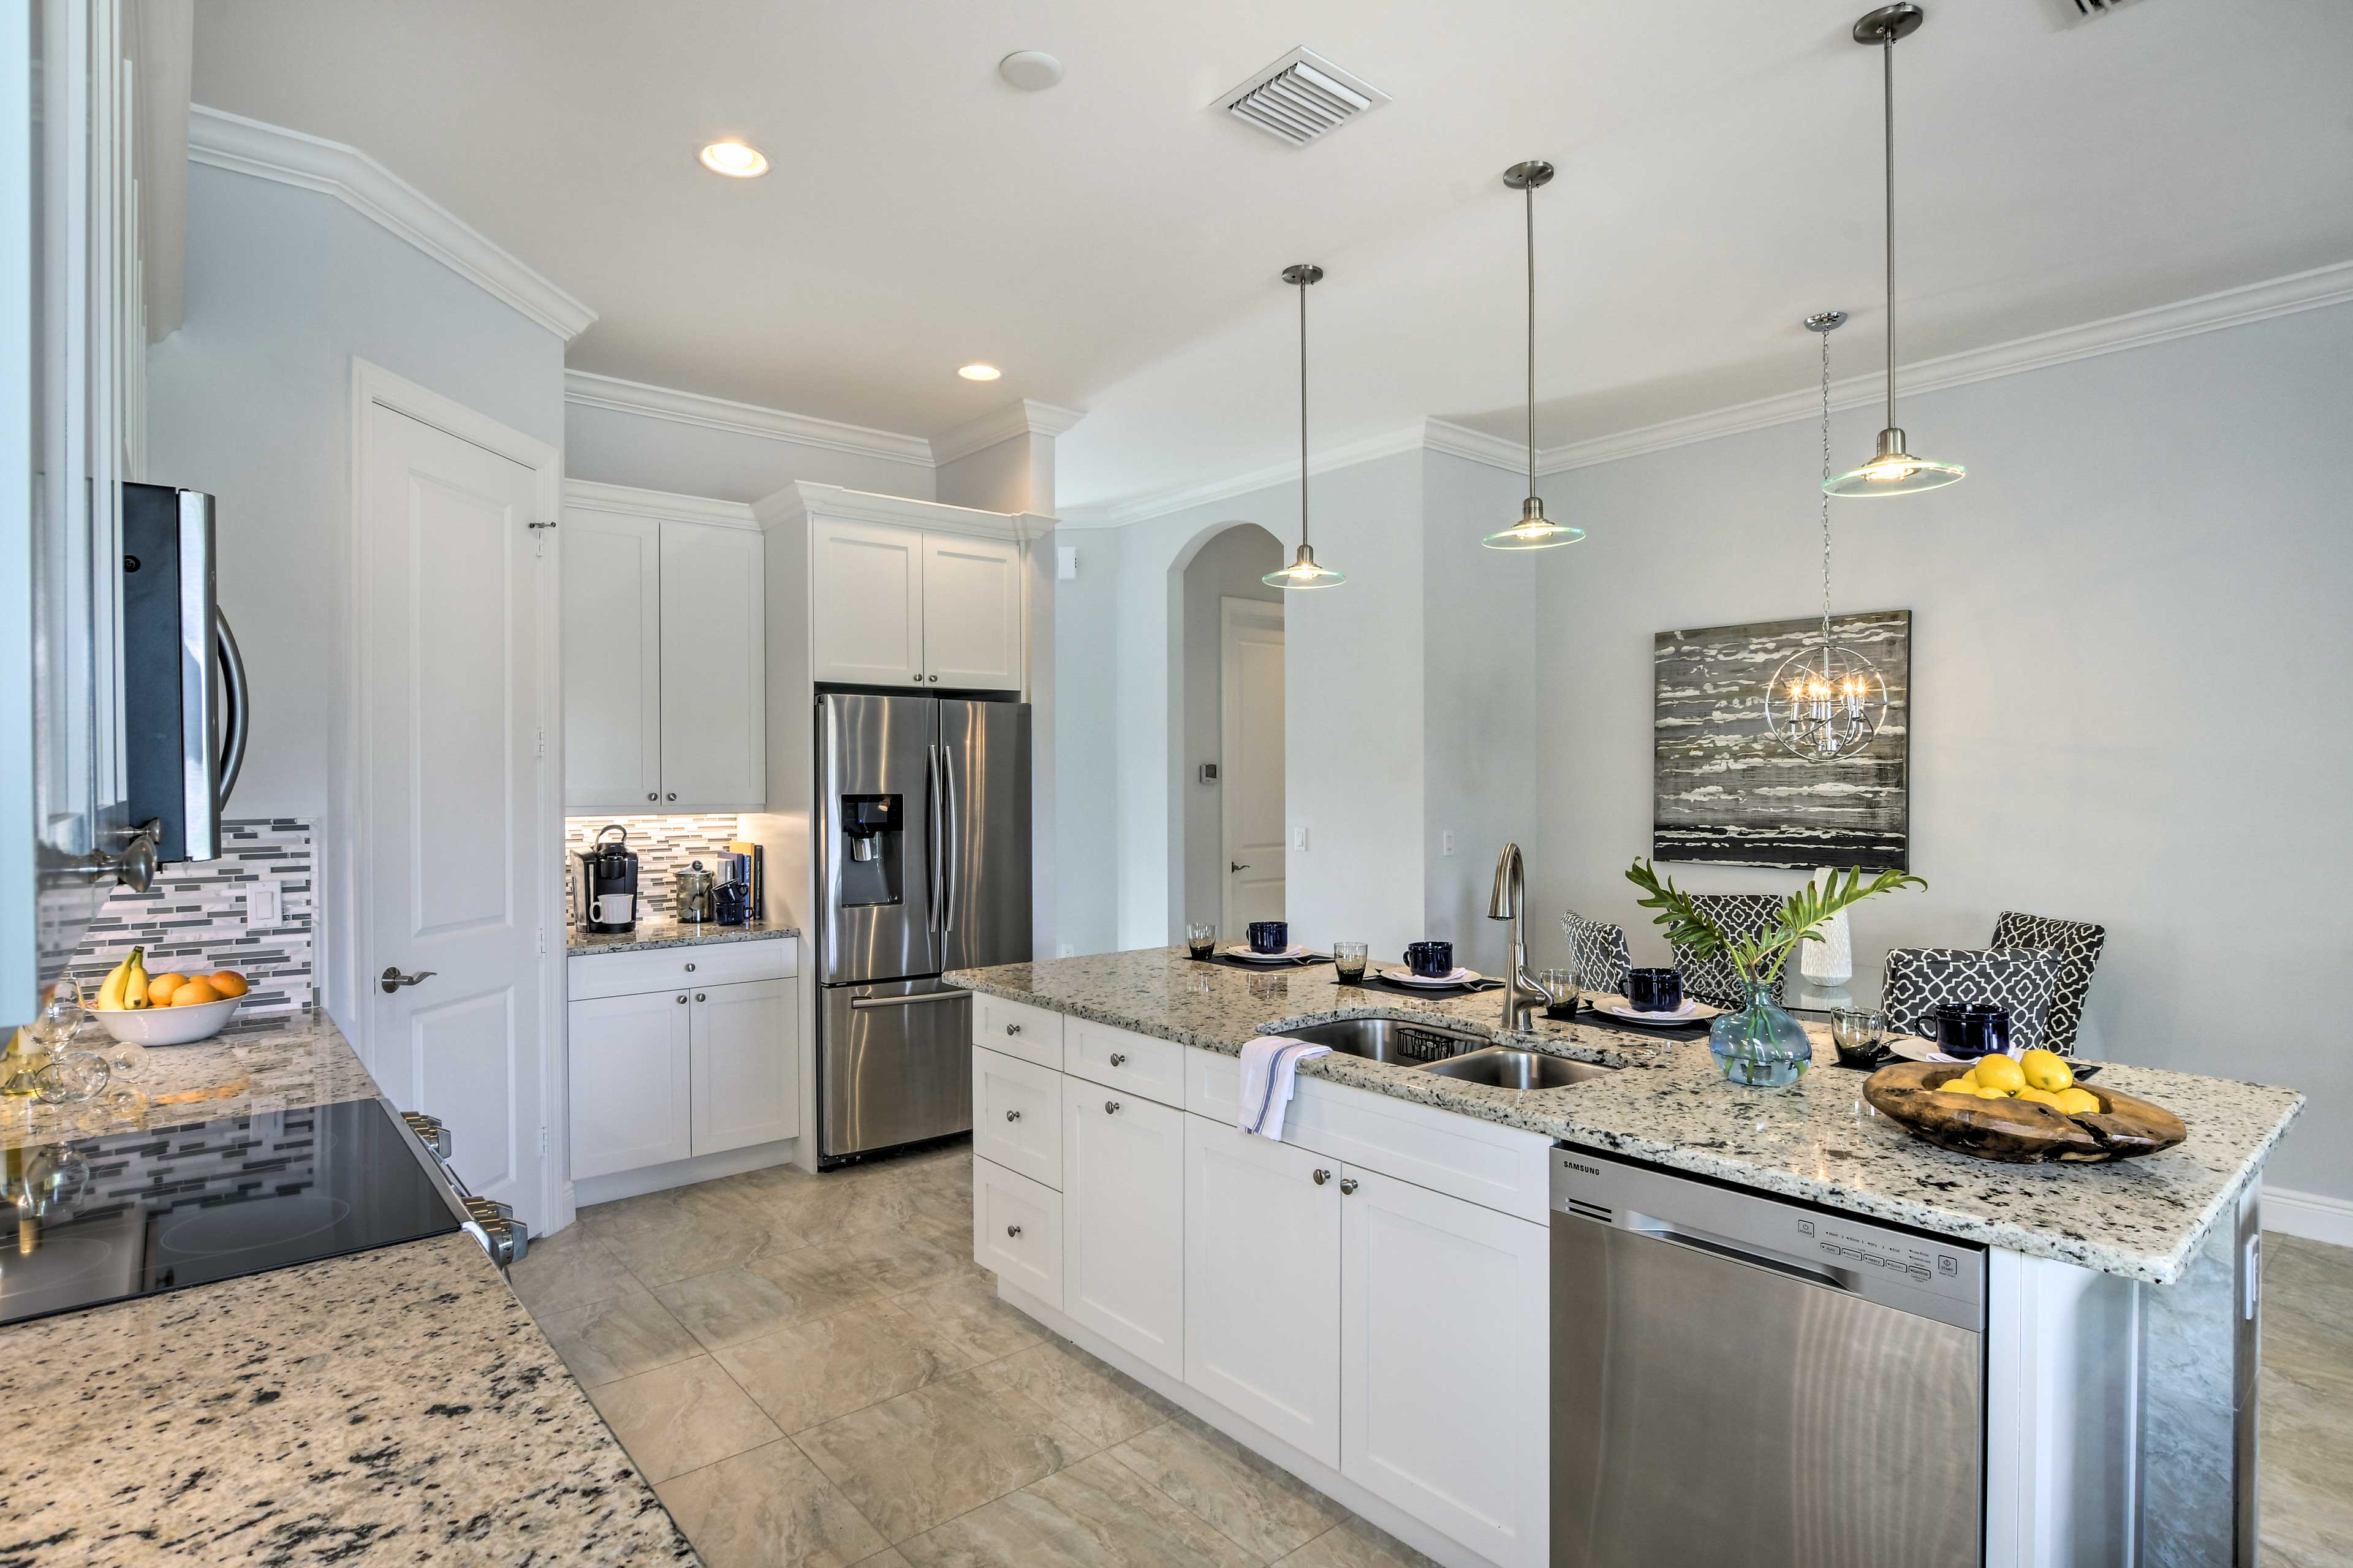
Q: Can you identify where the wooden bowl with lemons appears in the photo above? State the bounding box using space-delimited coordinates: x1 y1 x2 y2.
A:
1863 1048 2186 1164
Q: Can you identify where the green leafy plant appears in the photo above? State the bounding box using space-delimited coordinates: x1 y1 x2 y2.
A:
1623 860 1927 989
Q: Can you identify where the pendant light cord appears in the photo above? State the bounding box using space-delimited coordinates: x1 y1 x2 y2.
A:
1525 176 1536 493
1821 329 1835 648
1298 275 1309 550
1882 34 1896 433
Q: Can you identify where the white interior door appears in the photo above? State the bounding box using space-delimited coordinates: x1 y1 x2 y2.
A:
920 531 1023 691
1219 597 1285 941
811 515 923 686
360 388 551 1225
559 509 661 811
657 519 765 809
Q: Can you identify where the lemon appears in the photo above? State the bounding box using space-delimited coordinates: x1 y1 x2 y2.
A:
2020 1048 2072 1092
2055 1086 2101 1116
1973 1054 2026 1094
1972 1085 2012 1100
1936 1083 1979 1099
2015 1086 2065 1108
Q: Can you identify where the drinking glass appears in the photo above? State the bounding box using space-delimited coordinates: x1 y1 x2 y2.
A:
1185 922 1217 960
1332 942 1369 983
1538 968 1580 1020
1830 1007 1887 1069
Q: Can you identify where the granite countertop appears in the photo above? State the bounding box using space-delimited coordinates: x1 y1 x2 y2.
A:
0 1012 697 1565
567 914 798 955
946 949 2305 1286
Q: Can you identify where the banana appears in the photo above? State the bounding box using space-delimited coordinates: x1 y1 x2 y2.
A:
123 949 153 1010
96 950 137 1011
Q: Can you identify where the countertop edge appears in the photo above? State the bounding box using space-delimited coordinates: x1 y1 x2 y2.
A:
567 921 799 956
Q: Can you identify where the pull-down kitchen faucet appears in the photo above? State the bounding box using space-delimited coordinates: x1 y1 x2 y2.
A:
1488 843 1558 1031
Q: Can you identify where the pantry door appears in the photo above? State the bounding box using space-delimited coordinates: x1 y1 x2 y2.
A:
355 363 559 1229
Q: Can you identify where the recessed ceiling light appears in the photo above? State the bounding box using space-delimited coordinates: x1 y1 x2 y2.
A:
998 51 1064 91
699 140 769 178
958 363 1002 382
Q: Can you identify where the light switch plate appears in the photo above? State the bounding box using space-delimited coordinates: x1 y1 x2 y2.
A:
1292 826 1309 852
1442 830 1455 857
246 882 284 928
1056 545 1078 580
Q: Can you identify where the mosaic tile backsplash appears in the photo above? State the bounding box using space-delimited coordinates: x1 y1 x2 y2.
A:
565 814 745 921
67 819 314 1015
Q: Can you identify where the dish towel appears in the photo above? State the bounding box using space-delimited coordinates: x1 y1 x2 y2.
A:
1237 1036 1332 1141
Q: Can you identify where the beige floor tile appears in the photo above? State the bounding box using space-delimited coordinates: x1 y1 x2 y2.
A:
655 1439 890 1568
1272 1517 1442 1568
842 1221 991 1298
890 1273 1044 1365
532 1286 702 1387
585 1354 782 1483
506 1225 640 1311
896 1452 1261 1568
1109 1413 1347 1561
601 1204 796 1288
716 1310 968 1433
853 1552 914 1568
653 1260 859 1352
793 1369 1091 1542
972 1341 1174 1451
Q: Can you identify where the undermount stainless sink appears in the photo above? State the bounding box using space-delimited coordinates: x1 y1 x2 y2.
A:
1273 1016 1491 1064
1416 1047 1617 1091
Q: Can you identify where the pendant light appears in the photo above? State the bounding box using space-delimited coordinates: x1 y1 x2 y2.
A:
1771 311 1889 762
1483 160 1584 550
1825 4 1965 499
1264 263 1346 589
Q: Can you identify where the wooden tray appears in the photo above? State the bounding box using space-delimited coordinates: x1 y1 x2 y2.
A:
1862 1061 2186 1164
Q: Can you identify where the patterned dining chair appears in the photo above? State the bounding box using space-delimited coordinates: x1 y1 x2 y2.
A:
1672 893 1787 1008
1880 947 2069 1055
1988 912 2107 1056
1559 911 1633 996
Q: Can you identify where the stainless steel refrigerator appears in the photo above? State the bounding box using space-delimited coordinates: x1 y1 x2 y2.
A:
815 692 1031 1165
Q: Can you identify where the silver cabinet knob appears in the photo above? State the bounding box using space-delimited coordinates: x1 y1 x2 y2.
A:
1108 1051 1127 1067
1339 1177 1359 1195
1105 1100 1121 1114
928 675 939 683
684 963 697 972
1313 1168 1332 1185
667 792 676 801
1006 1224 1022 1238
677 994 689 1004
912 674 924 683
648 792 659 801
694 992 706 1002
1004 1023 1022 1036
381 966 437 993
1005 1109 1021 1122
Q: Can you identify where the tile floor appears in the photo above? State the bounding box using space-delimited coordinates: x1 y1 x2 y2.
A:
510 1145 1427 1568
512 1147 2353 1568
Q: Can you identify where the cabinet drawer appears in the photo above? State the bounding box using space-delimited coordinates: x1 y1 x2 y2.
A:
974 1156 1061 1309
1066 1018 1184 1109
972 1045 1062 1189
972 993 1063 1070
568 937 795 1001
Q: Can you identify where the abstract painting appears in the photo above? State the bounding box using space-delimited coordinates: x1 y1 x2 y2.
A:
1653 610 1911 871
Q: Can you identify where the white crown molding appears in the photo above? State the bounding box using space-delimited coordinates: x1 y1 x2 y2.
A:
1537 258 2353 474
754 480 1041 542
564 369 934 467
1422 417 1529 474
562 478 757 529
931 399 1089 467
187 105 597 341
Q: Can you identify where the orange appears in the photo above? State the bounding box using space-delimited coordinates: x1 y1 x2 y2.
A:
147 973 189 1006
172 979 221 1007
208 971 249 999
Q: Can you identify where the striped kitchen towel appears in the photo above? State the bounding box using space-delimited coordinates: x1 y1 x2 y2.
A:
1237 1036 1332 1141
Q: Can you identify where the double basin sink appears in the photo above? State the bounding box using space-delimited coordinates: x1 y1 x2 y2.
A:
1270 1016 1616 1091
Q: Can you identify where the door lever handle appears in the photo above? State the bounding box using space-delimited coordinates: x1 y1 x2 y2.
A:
381 966 438 994
1230 862 1250 873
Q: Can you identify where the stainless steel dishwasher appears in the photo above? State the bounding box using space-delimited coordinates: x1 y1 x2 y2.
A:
1550 1147 1985 1568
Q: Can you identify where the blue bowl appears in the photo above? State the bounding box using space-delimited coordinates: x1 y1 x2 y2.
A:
1933 1004 2012 1060
1247 920 1290 955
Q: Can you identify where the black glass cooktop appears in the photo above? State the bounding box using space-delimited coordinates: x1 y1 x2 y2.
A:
0 1097 464 1327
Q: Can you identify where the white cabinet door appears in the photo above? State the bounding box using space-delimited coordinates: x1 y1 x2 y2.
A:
812 516 924 687
921 532 1023 691
975 1156 1063 1308
1065 1090 1186 1379
1183 1114 1343 1467
1339 1167 1550 1568
657 520 765 810
690 977 797 1155
569 988 693 1180
561 510 663 811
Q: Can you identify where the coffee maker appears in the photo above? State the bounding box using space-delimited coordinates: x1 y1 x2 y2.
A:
575 824 640 934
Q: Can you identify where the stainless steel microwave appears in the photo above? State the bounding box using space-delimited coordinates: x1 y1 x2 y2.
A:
119 483 248 864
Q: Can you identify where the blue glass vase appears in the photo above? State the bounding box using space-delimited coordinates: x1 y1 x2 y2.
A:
1709 978 1813 1089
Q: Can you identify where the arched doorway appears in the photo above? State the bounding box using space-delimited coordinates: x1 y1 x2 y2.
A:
1176 523 1284 939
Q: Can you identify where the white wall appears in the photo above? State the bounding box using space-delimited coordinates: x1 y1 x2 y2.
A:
1179 524 1283 934
565 400 934 506
1526 301 2353 1205
1053 529 1121 956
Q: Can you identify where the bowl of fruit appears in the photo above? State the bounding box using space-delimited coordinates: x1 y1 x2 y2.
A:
89 947 252 1046
1863 1048 2186 1164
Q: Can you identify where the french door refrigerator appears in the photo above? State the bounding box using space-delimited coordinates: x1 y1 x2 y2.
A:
816 692 1031 1165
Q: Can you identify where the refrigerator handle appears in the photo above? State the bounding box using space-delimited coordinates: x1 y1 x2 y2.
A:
940 745 957 934
925 743 944 933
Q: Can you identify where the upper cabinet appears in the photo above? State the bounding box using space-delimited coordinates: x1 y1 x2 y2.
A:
794 487 1031 694
561 485 765 814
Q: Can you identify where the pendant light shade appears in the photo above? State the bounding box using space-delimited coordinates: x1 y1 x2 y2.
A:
1265 263 1346 591
1827 4 1965 500
1484 160 1585 551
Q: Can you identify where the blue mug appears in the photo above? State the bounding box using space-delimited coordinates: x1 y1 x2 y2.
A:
1248 920 1289 954
1933 1003 2012 1060
1627 967 1684 1013
1404 941 1454 978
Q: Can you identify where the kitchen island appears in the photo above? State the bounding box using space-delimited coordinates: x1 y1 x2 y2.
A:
0 1012 697 1566
947 948 2304 1568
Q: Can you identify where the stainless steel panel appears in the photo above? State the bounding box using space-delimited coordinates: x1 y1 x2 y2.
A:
938 699 1032 973
817 692 939 985
819 978 973 1159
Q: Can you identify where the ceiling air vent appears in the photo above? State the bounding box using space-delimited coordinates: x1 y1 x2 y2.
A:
1218 47 1389 146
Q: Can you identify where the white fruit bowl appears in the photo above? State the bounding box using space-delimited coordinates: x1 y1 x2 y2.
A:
91 996 241 1047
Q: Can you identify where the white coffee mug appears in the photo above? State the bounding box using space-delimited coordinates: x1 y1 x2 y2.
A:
593 892 634 925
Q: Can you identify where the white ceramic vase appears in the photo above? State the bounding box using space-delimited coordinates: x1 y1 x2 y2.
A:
1798 867 1854 986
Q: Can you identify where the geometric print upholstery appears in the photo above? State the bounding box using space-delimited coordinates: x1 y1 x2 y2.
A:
1559 910 1633 996
1988 912 2107 1056
1671 893 1788 1009
1880 946 2069 1056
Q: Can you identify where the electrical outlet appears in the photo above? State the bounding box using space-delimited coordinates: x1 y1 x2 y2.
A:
246 882 284 928
1442 830 1455 857
1058 944 1075 958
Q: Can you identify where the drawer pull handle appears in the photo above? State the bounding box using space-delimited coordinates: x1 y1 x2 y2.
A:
1313 1168 1332 1185
1108 1051 1127 1066
1005 1023 1023 1036
1007 1224 1022 1238
1005 1110 1021 1123
1105 1100 1121 1114
1339 1177 1359 1195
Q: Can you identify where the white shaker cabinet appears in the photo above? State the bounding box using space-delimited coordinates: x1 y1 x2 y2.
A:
920 532 1023 691
569 987 694 1179
793 486 1032 693
689 977 799 1156
811 517 926 687
561 510 664 808
1064 1090 1186 1379
1183 1113 1344 1467
658 520 765 810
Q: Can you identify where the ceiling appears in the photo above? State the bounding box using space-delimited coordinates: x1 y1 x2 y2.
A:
191 1 2353 513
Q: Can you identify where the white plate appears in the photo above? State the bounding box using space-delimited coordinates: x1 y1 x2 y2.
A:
1596 999 1706 1026
1379 967 1484 988
1224 944 1315 963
